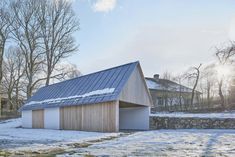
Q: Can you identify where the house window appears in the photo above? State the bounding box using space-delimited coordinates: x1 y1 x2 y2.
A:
157 97 163 106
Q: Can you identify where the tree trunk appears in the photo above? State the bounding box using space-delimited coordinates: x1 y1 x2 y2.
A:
27 85 32 99
45 74 50 86
8 97 13 111
207 83 211 107
179 81 183 111
45 67 52 86
0 95 1 116
0 89 2 116
15 82 19 110
0 42 5 116
27 76 33 99
191 70 200 109
191 88 195 109
219 79 225 110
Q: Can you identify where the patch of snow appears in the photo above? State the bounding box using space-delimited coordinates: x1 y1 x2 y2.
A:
82 88 115 97
145 79 193 93
150 111 235 119
60 129 235 156
1 118 235 156
25 88 115 106
145 79 163 90
0 118 119 151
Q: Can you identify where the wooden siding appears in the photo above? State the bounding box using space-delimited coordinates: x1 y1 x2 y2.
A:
119 65 153 107
32 109 44 128
60 101 119 132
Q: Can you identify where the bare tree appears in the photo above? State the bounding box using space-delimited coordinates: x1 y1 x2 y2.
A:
13 49 26 110
2 47 25 110
185 64 202 109
201 64 216 108
62 64 81 79
0 0 12 115
161 72 173 111
215 43 235 109
49 62 81 84
2 51 15 110
173 74 184 110
10 0 45 99
162 71 172 81
38 0 79 86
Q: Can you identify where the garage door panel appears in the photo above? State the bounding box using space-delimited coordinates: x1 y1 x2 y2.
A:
32 109 44 128
60 102 118 132
60 106 82 130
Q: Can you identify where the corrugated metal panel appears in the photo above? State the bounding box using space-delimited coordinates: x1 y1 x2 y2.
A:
20 61 139 111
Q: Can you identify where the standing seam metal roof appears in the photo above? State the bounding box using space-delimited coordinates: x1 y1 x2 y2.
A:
20 61 139 111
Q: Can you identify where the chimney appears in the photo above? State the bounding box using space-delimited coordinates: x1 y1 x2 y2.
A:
154 74 159 81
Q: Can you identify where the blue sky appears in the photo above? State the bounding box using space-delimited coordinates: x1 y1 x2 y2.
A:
67 0 235 77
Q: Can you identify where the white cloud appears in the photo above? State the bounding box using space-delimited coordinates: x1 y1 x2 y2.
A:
76 25 228 78
92 0 117 12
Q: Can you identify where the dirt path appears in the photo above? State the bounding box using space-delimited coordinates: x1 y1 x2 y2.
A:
1 132 132 157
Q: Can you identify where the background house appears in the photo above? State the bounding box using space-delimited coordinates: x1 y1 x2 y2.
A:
145 74 201 112
20 61 152 132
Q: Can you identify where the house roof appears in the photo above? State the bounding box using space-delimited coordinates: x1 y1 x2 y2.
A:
145 77 201 94
20 61 139 111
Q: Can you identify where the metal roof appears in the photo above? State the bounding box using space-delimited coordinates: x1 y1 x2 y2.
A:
20 61 139 111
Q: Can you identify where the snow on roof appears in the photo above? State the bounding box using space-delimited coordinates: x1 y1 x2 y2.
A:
145 78 198 93
25 88 115 106
20 62 139 111
145 79 164 90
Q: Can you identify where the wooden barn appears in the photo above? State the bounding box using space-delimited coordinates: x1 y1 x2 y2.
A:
20 61 153 132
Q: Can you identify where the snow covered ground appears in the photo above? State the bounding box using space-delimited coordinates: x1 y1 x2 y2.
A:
151 111 235 119
61 129 235 156
1 118 235 156
0 118 119 152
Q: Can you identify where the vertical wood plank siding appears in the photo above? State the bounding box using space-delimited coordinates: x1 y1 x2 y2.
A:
60 101 119 132
32 109 44 128
119 65 152 107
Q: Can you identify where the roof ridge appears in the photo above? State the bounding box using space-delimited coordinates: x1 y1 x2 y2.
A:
41 61 139 89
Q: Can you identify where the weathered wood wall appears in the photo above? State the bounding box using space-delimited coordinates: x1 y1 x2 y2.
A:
32 109 44 128
119 65 152 107
60 101 119 132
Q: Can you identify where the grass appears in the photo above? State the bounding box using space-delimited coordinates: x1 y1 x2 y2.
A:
0 150 11 157
4 148 66 157
1 132 132 156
